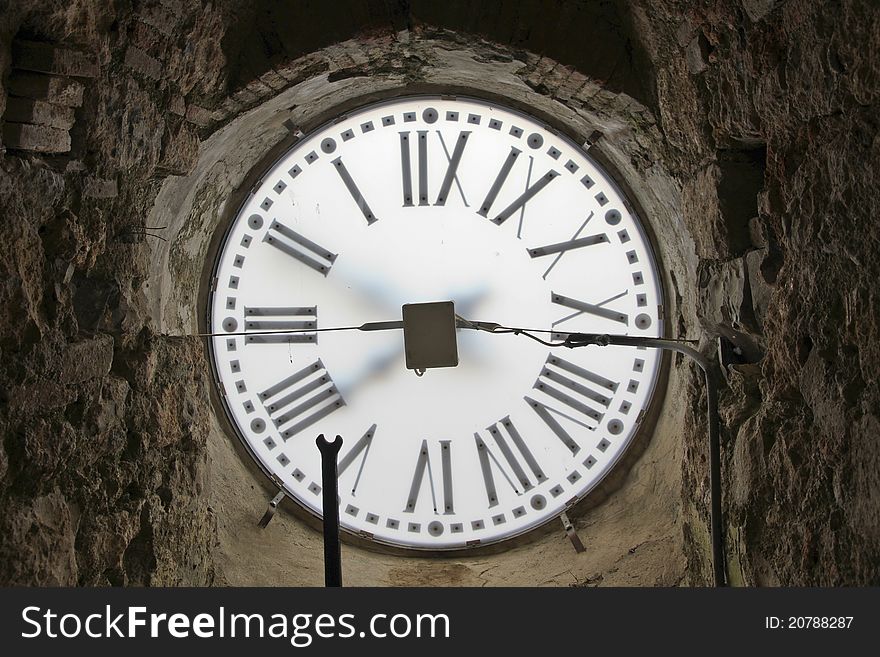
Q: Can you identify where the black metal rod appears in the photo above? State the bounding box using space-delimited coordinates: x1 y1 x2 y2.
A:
316 434 343 587
566 333 728 587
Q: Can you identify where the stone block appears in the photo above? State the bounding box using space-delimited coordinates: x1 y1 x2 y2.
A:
59 334 114 384
169 94 186 116
130 20 164 53
744 248 774 330
8 73 85 107
742 0 777 22
156 122 199 176
124 46 162 80
12 40 98 78
83 177 118 199
159 0 186 16
138 3 180 37
72 275 118 331
686 35 709 75
675 21 695 48
185 104 213 126
1 122 71 153
3 97 76 129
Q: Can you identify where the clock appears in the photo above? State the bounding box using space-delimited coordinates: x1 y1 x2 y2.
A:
207 95 665 550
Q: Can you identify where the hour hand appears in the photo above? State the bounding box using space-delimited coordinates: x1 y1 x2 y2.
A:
357 320 404 331
355 315 501 333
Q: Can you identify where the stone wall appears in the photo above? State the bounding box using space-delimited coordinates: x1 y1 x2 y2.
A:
624 0 879 586
0 0 876 586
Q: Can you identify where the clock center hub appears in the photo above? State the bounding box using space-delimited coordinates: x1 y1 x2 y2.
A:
321 210 554 438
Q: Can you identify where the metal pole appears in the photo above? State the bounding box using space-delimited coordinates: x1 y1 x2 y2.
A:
316 434 343 587
564 333 727 587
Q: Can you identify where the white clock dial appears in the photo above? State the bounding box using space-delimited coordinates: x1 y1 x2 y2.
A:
208 95 664 550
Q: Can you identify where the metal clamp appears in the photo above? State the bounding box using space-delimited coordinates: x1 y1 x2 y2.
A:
258 490 285 528
560 511 586 553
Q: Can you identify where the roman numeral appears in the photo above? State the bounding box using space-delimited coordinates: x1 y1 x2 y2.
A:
404 439 453 514
551 291 629 338
337 424 375 496
530 354 617 429
399 130 470 207
243 306 318 344
474 416 547 507
477 146 560 225
527 212 608 279
263 220 337 276
332 157 378 224
258 359 345 440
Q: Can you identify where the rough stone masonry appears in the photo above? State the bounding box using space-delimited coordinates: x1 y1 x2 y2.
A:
0 0 877 586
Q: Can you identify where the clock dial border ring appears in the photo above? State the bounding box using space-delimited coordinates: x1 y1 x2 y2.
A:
201 90 673 556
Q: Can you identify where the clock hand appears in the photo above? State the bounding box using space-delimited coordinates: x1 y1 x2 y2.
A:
196 314 508 339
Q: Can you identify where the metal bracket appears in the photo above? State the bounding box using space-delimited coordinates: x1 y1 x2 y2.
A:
582 129 603 151
258 490 285 528
560 511 585 553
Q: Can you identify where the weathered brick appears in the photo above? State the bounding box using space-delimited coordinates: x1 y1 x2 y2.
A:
230 86 259 107
274 54 329 84
83 177 118 199
3 97 76 130
210 96 242 123
244 78 273 100
12 40 98 78
1 122 71 153
124 46 162 80
259 70 288 91
8 73 85 107
341 41 370 67
555 68 590 102
185 104 213 126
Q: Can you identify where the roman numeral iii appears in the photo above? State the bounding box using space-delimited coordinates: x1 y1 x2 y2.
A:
243 306 318 344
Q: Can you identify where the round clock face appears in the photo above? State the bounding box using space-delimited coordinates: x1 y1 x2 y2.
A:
208 95 664 550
